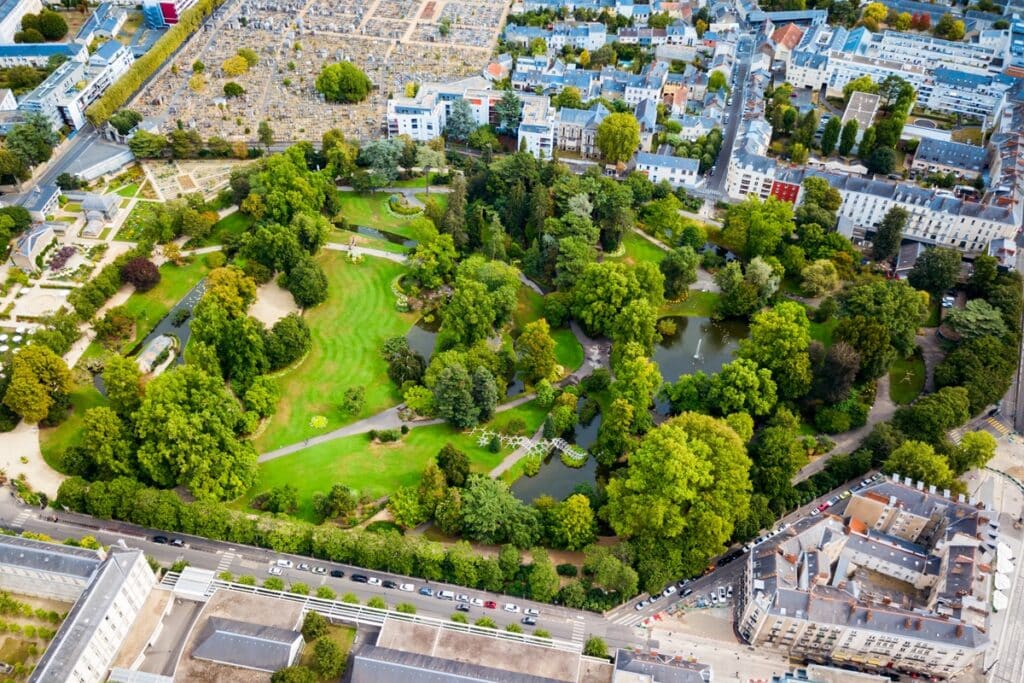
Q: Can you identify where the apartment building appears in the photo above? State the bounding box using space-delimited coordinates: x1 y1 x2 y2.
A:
738 477 996 679
624 61 669 105
505 22 607 52
910 138 989 180
555 102 609 158
141 0 197 29
386 76 500 142
18 40 134 130
518 95 556 158
634 152 701 188
0 0 40 44
0 42 88 68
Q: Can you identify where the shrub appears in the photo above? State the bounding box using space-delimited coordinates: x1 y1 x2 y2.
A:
367 596 387 609
815 407 851 434
395 602 416 614
451 612 468 623
556 563 578 577
523 454 542 477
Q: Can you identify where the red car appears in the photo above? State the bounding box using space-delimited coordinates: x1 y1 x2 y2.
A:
484 600 497 609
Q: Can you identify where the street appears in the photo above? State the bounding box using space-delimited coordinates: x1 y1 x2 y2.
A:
708 35 753 196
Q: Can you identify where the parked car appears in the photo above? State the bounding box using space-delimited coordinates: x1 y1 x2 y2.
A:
152 535 168 544
419 587 434 596
682 588 693 597
382 580 398 589
367 577 382 586
524 607 539 617
276 559 293 568
268 567 283 575
456 603 471 612
330 570 344 578
663 586 677 598
437 590 455 600
169 539 185 548
710 592 719 605
484 601 497 609
351 574 369 583
727 585 734 599
313 566 326 574
470 597 484 607
503 603 520 613
635 599 649 611
718 587 727 602
399 583 415 592
298 563 310 571
456 594 470 602
522 616 537 625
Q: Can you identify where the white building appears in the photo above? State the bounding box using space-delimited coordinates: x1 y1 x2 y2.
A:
386 76 498 142
518 95 556 158
18 40 134 130
30 547 154 683
0 0 41 44
635 152 701 188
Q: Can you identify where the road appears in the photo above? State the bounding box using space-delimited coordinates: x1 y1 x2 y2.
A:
0 489 635 649
1007 229 1024 430
706 34 754 197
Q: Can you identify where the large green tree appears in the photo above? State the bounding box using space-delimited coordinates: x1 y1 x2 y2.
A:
515 318 557 384
739 302 812 400
871 206 907 262
315 61 372 103
2 344 72 423
721 196 793 259
595 113 640 164
133 365 257 500
883 440 956 489
908 247 961 295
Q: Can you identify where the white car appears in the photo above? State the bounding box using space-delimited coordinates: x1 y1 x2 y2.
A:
313 566 326 574
275 559 293 568
268 566 283 575
503 603 520 613
470 597 484 607
367 577 382 586
399 583 415 592
524 607 539 617
710 592 719 605
662 585 677 598
456 594 470 602
297 563 311 571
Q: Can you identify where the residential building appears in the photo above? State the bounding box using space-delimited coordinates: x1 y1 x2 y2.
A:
17 183 60 222
840 91 880 142
386 76 499 141
0 535 102 601
518 95 557 158
555 102 609 158
910 138 988 180
726 150 779 200
624 61 669 105
634 152 701 188
505 22 607 52
739 476 996 679
18 40 134 130
613 650 713 682
75 2 128 45
141 0 197 29
0 42 88 68
770 23 804 63
192 618 304 673
30 548 154 683
0 0 41 44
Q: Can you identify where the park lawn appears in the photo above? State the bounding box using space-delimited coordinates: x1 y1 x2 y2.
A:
611 231 667 265
513 286 545 332
809 318 838 347
338 191 419 232
553 328 583 373
119 259 210 351
255 252 414 452
416 192 447 212
115 183 139 198
191 211 254 247
248 401 548 522
119 201 160 240
889 351 925 405
392 173 436 188
661 290 720 318
952 127 983 145
39 383 106 472
341 230 412 254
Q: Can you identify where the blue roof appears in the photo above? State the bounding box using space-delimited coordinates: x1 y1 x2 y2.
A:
934 67 992 88
843 26 870 52
636 152 700 172
93 39 123 62
0 43 84 58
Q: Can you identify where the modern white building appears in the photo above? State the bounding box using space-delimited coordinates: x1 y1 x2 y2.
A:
518 95 556 158
18 40 134 131
386 76 499 142
0 536 103 601
0 0 41 44
635 152 701 189
0 42 89 68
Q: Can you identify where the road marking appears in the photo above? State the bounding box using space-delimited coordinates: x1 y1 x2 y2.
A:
215 551 237 574
571 618 585 642
988 417 1011 436
12 511 31 527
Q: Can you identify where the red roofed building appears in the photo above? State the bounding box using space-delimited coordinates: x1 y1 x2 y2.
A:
771 23 805 62
770 179 801 203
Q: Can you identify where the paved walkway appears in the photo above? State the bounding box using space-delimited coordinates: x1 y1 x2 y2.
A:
915 329 946 393
324 242 409 264
629 228 720 292
792 374 897 483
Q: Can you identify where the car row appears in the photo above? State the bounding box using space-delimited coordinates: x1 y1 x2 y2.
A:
152 536 185 547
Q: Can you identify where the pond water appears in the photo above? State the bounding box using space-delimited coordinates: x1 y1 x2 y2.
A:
94 279 207 394
345 225 417 248
653 316 749 383
405 315 439 361
511 408 602 504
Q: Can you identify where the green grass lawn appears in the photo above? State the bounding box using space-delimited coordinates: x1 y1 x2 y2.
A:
552 327 583 373
297 624 356 679
610 231 667 265
661 290 720 318
39 382 106 472
513 286 545 333
889 351 926 405
115 183 139 198
809 318 838 347
248 401 548 521
189 211 254 247
339 230 412 254
118 201 160 240
255 252 414 452
119 259 210 351
337 191 422 232
391 173 436 188
416 192 448 212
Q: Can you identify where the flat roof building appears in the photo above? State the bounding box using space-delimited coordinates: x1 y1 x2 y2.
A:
840 91 880 140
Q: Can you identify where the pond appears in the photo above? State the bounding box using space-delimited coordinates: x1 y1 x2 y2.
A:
511 408 602 504
406 314 439 361
653 316 748 383
344 225 417 248
93 279 207 394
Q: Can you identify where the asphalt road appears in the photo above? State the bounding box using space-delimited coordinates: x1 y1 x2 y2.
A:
707 34 754 196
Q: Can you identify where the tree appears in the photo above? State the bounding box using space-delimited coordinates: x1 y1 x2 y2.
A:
237 47 259 67
527 548 559 602
6 113 58 168
751 414 804 507
271 666 316 683
315 61 371 103
893 386 970 444
3 344 72 423
611 343 662 432
445 98 475 142
495 90 522 132
221 55 249 76
934 14 965 41
283 257 328 308
820 116 841 156
108 109 142 136
944 299 1008 341
800 259 840 297
595 113 640 164
37 10 68 40
205 266 257 317
721 196 793 259
134 365 257 501
552 494 596 550
516 319 557 384
838 119 858 156
949 431 996 474
843 75 878 102
866 147 896 176
255 119 273 150
840 279 927 358
862 2 888 24
967 254 998 299
739 302 812 400
312 638 345 678
256 484 297 513
357 138 401 189
128 129 167 158
433 363 478 428
883 441 956 489
436 443 469 487
313 483 357 521
301 611 328 640
223 81 245 98
708 71 728 92
103 355 143 417
858 126 876 160
81 407 135 478
459 475 524 544
793 110 818 148
660 246 699 300
388 486 427 529
872 206 907 262
471 367 498 422
908 247 961 295
707 358 778 417
120 257 161 292
813 341 860 403
936 335 1015 414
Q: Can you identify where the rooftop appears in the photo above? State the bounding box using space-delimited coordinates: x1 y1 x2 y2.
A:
192 618 302 673
0 535 102 580
914 138 988 172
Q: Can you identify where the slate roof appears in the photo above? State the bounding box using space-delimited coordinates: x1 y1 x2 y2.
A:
192 617 302 672
350 644 566 683
914 138 988 173
0 535 101 579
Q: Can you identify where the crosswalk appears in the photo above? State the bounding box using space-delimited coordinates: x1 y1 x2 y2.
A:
570 618 586 642
11 510 32 528
609 610 647 628
215 551 237 575
987 417 1012 436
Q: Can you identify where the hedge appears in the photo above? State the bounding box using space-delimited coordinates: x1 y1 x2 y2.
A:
67 244 151 319
86 0 228 125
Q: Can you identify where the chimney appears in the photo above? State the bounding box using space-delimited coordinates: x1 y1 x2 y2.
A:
956 624 964 638
865 610 873 622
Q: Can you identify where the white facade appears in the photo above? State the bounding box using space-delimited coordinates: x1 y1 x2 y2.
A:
518 95 556 158
386 76 497 142
635 152 701 188
0 0 42 44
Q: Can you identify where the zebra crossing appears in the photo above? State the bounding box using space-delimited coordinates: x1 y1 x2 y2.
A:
609 610 647 628
215 551 237 575
987 417 1012 436
570 617 586 642
11 510 32 528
